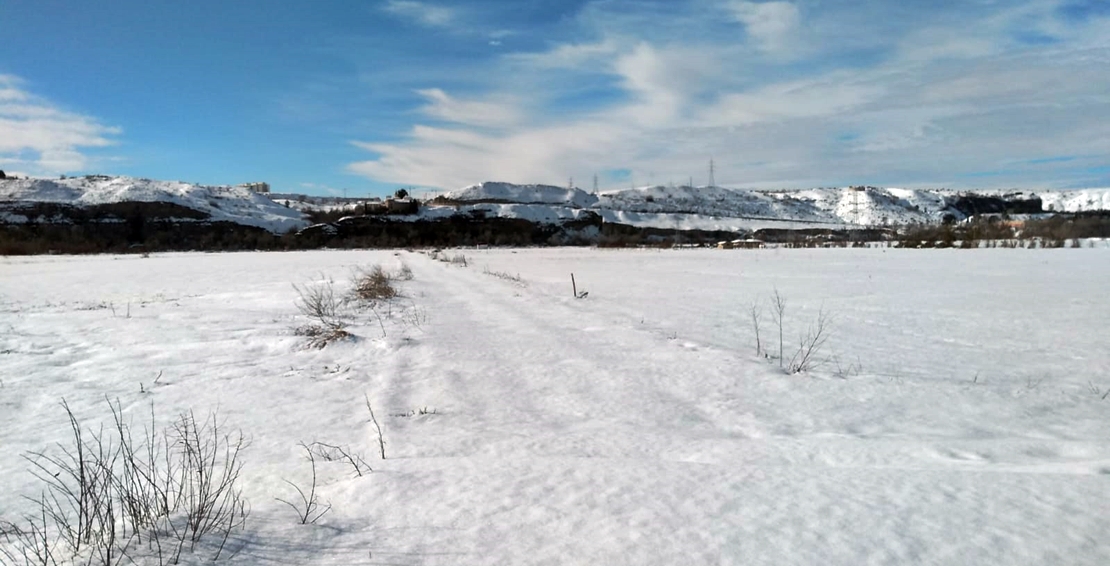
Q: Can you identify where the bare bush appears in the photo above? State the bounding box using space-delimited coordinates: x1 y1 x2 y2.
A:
395 263 414 281
293 278 350 348
293 278 344 331
168 410 249 556
831 355 863 379
747 292 838 376
276 444 331 525
305 442 370 477
1088 381 1110 400
402 301 428 330
2 400 248 566
788 308 833 374
482 266 523 284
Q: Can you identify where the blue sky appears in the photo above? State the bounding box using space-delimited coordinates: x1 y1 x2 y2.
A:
1 0 1108 196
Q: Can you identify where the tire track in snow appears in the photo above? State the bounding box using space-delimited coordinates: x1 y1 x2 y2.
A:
393 254 730 462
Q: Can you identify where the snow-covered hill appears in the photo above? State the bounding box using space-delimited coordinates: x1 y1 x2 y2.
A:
4 175 1110 238
0 176 309 233
444 182 1110 229
1038 189 1110 213
448 181 599 208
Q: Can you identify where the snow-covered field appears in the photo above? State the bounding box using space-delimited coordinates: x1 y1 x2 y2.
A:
2 248 1108 565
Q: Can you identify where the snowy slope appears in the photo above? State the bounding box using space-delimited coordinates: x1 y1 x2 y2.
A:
446 181 599 208
1 249 1108 565
447 182 1110 228
0 176 309 233
1038 188 1110 213
598 185 831 220
5 176 1109 238
600 186 958 225
418 202 596 224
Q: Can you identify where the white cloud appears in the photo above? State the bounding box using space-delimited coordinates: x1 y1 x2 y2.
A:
509 39 619 70
0 74 120 175
382 0 454 27
416 88 523 129
697 74 883 126
726 1 801 55
346 1 1110 191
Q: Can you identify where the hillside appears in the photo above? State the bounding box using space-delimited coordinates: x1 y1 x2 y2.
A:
443 183 1109 228
3 176 1110 249
0 175 308 233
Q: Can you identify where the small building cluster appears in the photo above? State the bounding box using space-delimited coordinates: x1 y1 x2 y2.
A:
240 182 270 194
364 196 418 215
717 238 765 249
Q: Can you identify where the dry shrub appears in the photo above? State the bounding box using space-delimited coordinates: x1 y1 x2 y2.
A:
2 401 248 565
395 263 414 281
293 324 352 349
293 277 350 348
294 279 344 330
352 265 397 302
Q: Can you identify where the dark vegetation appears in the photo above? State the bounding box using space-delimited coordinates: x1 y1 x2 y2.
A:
897 212 1110 248
947 193 1043 217
2 198 1109 255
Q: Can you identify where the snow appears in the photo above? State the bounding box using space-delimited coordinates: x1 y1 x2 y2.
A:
2 247 1108 565
0 176 309 233
417 202 594 224
4 178 1110 238
447 183 1110 229
1038 188 1110 213
447 181 599 208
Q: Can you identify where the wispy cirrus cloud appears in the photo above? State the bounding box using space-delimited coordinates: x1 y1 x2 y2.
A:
416 88 524 129
347 0 1110 191
381 0 455 28
0 74 121 176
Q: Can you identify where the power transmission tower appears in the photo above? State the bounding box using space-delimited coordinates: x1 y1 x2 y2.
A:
568 177 574 190
708 158 716 188
593 174 598 194
850 186 864 225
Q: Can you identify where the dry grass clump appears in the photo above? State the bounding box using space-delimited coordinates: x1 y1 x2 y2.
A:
395 263 414 281
351 265 398 302
293 324 352 349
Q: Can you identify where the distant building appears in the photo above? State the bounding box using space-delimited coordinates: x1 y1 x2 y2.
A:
718 238 765 249
385 197 418 214
240 182 270 194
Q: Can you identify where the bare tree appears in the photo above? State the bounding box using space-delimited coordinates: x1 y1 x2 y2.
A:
749 300 764 357
364 394 386 460
770 289 787 367
788 308 833 374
